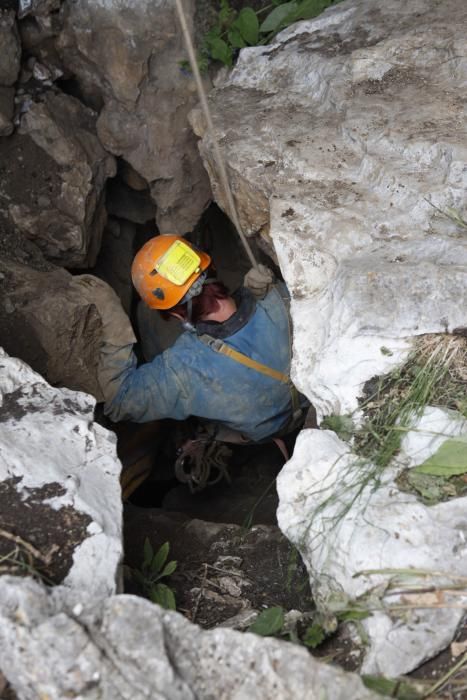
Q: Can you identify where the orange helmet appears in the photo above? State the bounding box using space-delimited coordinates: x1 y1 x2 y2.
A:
131 234 211 310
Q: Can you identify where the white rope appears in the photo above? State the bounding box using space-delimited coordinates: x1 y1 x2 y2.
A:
174 0 259 270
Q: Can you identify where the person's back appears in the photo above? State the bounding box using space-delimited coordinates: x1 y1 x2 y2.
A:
104 282 300 441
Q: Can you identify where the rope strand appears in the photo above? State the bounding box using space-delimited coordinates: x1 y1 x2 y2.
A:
174 0 259 270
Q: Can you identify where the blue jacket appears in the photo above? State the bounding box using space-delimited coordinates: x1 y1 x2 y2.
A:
104 284 302 441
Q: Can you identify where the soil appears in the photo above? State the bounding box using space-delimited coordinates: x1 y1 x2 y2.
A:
0 477 92 585
124 504 313 629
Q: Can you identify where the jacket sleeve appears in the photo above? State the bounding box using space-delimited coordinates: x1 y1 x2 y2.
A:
101 342 191 424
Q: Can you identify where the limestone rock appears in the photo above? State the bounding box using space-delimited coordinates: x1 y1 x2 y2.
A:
278 409 467 676
194 0 467 677
0 577 379 700
19 13 65 82
193 0 467 417
0 350 122 599
57 0 212 232
0 10 21 87
5 90 116 267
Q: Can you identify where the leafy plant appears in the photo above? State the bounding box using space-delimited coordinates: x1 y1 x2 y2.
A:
248 604 371 650
249 606 285 636
193 0 341 70
413 435 467 477
321 414 354 442
132 539 178 610
302 622 326 648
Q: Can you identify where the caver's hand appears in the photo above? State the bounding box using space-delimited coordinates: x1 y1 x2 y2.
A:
243 264 274 299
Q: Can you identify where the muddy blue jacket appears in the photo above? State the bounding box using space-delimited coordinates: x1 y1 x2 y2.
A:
103 284 303 441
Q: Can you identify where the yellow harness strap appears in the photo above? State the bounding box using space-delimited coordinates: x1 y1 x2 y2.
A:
213 341 290 384
198 286 303 429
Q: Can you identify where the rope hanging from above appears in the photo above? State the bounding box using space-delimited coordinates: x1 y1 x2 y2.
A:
174 0 260 271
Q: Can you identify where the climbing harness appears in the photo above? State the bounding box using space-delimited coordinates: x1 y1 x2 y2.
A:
174 0 260 272
175 434 232 493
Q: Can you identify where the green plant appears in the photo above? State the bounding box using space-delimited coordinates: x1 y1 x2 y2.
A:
194 0 341 69
132 539 178 610
362 675 424 700
249 606 285 636
248 604 371 649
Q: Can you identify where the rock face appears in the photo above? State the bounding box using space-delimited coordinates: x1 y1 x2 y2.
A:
193 0 467 676
278 409 467 676
0 349 122 599
0 576 379 700
3 90 116 268
193 0 467 417
18 0 61 19
57 0 212 233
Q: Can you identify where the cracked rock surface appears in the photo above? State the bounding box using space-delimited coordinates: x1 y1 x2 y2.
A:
0 576 379 700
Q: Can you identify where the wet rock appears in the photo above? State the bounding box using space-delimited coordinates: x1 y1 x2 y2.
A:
0 576 379 700
4 90 116 267
0 350 122 598
124 507 312 628
57 0 212 232
0 10 21 87
0 86 14 136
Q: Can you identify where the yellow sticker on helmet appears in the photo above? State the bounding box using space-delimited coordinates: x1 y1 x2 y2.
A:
155 240 201 286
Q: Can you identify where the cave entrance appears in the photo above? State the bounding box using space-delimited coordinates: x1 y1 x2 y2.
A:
90 173 295 523
88 165 311 622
